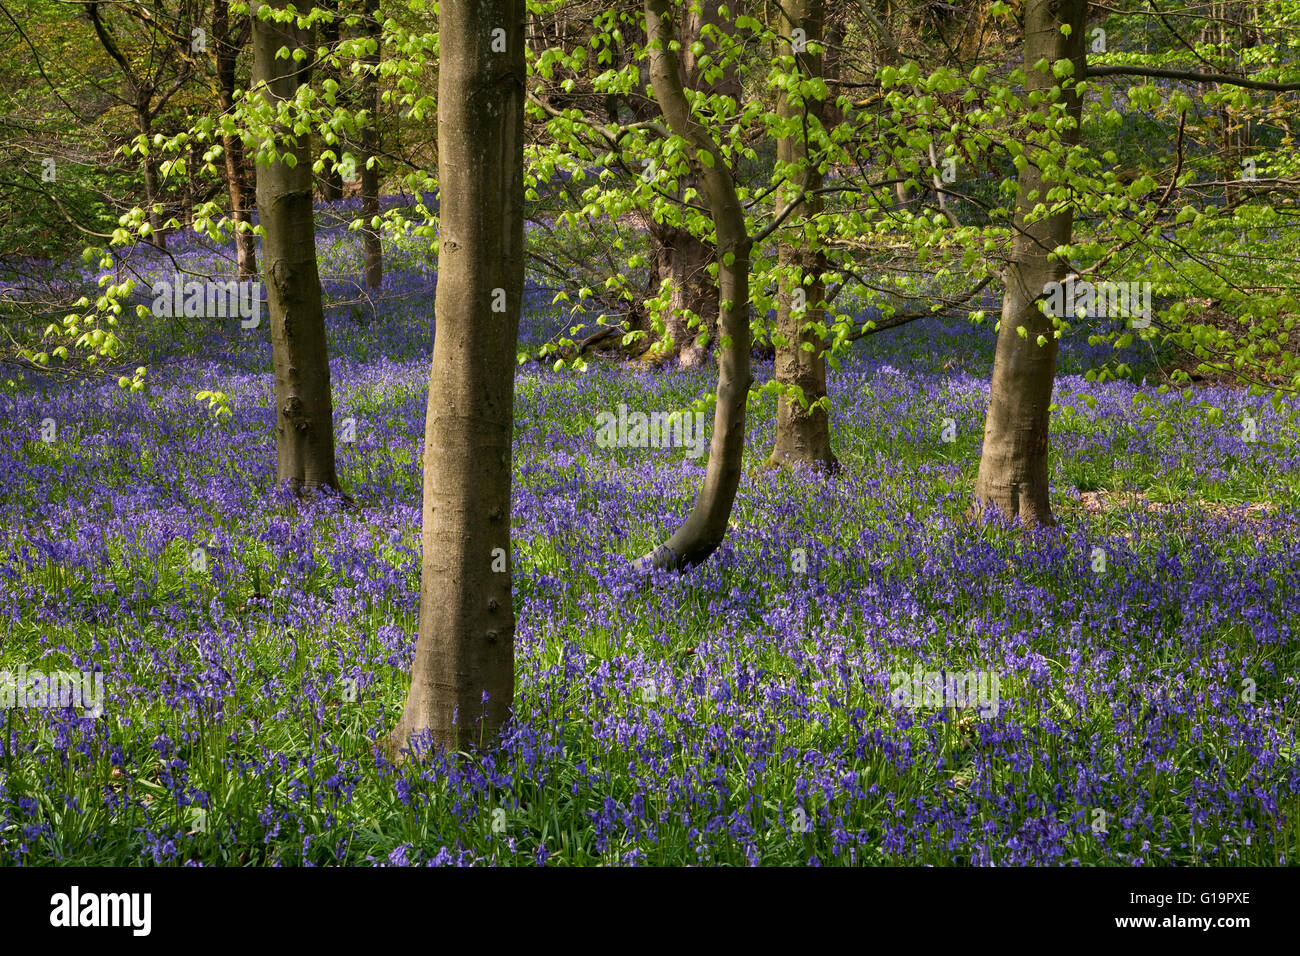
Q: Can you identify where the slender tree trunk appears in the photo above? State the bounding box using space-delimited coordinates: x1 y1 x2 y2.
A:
252 0 339 491
639 0 752 570
768 0 836 471
641 1 742 366
215 0 257 278
972 0 1087 525
957 0 991 62
822 11 845 129
319 0 344 201
135 105 166 250
182 139 196 230
390 0 525 755
862 8 915 211
1220 2 1252 206
360 0 382 290
87 2 169 250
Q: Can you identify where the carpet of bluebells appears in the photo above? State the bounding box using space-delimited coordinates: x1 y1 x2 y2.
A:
1 204 1298 866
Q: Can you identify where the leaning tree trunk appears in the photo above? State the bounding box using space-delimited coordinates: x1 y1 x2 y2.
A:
768 0 837 471
360 0 383 290
252 0 339 491
972 0 1087 525
639 0 752 570
641 1 741 366
215 0 257 278
390 0 525 755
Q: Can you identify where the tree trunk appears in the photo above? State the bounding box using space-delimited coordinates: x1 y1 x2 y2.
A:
972 0 1087 526
957 0 991 63
360 0 382 290
215 0 257 278
640 1 742 366
639 0 752 570
135 104 166 250
182 138 197 230
768 0 837 471
87 2 169 250
390 0 525 755
1219 2 1252 207
652 224 714 366
822 11 845 129
319 0 344 201
252 0 340 491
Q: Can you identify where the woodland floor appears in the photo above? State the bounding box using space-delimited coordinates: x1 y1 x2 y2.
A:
0 224 1297 865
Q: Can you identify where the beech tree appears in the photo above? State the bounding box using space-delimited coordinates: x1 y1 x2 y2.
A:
360 0 382 290
85 0 195 249
390 0 525 754
318 0 346 201
637 0 753 570
251 0 340 490
213 0 257 278
650 0 741 367
972 0 1087 526
767 0 836 471
524 3 728 366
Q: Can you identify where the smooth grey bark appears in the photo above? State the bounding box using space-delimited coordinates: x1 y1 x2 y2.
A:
390 0 524 755
972 0 1088 526
767 0 837 471
639 0 752 570
251 0 340 491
